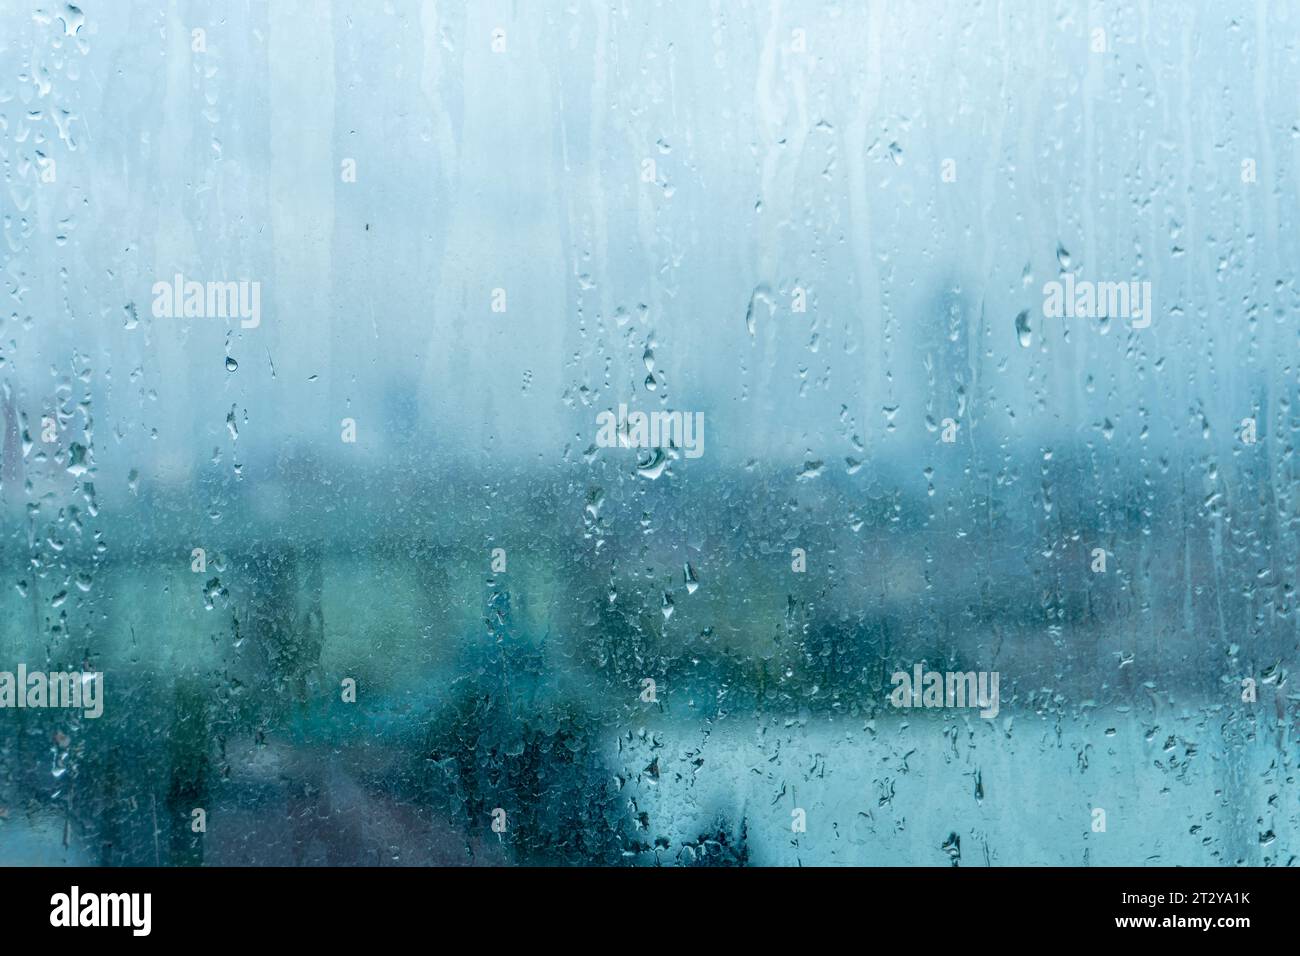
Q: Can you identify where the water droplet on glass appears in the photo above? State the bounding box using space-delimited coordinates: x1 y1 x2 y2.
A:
636 448 668 480
1014 309 1032 348
745 284 775 338
65 442 88 477
1055 242 1072 272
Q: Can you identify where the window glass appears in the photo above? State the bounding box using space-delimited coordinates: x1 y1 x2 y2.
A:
0 1 1292 867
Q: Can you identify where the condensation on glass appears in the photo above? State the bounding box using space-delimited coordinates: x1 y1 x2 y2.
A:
0 1 1294 866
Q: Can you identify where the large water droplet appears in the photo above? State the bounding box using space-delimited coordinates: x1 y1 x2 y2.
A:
745 284 775 338
65 442 88 477
1055 242 1072 272
1014 309 1032 348
636 447 668 480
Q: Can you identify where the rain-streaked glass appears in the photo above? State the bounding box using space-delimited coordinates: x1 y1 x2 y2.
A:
0 0 1294 867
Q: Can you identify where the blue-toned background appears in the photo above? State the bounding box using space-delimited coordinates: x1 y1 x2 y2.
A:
0 0 1295 865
